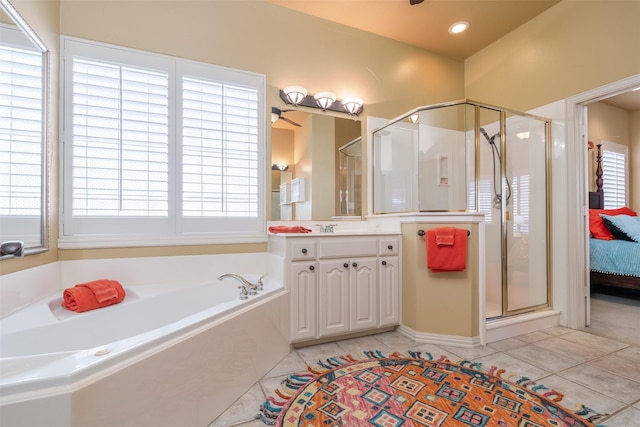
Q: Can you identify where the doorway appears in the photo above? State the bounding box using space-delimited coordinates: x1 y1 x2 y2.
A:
566 73 640 329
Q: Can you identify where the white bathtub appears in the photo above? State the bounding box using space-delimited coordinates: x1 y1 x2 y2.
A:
0 274 289 426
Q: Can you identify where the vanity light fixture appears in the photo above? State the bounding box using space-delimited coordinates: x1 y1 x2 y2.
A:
282 86 307 106
279 88 364 116
314 92 337 111
342 97 363 115
272 163 289 171
448 21 469 34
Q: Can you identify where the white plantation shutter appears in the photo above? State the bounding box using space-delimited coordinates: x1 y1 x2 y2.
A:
468 179 493 223
600 142 627 209
62 38 264 244
182 78 258 217
71 59 169 217
0 35 43 217
512 175 529 234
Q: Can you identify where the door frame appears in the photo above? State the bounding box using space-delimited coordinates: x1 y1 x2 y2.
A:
566 73 640 329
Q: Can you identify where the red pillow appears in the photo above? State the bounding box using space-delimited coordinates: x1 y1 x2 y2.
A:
589 207 638 240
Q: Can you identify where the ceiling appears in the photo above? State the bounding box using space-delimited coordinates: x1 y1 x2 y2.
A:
266 0 640 113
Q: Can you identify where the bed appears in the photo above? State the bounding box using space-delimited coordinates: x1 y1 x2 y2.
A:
588 143 640 292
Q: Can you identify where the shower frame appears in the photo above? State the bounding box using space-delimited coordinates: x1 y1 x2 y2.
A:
371 99 553 319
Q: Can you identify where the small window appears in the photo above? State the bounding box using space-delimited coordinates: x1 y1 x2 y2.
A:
61 38 265 247
600 141 628 209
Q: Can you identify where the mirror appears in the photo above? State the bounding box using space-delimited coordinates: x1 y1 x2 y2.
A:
271 109 361 221
0 0 49 258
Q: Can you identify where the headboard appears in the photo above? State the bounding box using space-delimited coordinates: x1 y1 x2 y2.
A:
589 142 604 209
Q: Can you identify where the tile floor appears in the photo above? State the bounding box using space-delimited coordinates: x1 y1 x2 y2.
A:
209 307 640 427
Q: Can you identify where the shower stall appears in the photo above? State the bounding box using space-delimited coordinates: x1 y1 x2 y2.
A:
337 137 362 217
371 100 551 319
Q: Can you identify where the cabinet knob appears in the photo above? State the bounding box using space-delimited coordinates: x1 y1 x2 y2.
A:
343 263 349 268
309 265 315 271
381 260 387 266
387 245 393 250
352 262 358 267
301 248 307 254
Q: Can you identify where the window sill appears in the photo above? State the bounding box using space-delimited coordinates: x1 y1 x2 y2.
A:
57 233 268 249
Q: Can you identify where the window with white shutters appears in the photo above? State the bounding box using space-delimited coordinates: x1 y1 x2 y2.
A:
600 141 627 209
61 38 264 246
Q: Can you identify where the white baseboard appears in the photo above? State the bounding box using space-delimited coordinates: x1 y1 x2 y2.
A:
397 325 482 348
485 310 560 343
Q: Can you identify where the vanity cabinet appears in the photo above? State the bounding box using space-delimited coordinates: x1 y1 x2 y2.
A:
270 234 400 343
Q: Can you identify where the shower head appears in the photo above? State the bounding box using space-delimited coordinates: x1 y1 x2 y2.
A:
479 127 492 144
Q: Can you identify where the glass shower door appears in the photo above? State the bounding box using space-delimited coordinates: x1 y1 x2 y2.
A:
504 113 549 314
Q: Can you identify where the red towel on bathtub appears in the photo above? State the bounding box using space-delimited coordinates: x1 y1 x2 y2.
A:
268 225 313 234
62 279 126 312
426 227 468 272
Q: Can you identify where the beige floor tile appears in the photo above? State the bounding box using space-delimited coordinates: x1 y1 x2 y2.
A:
517 330 553 343
488 337 527 352
541 326 572 336
294 341 344 366
373 330 417 348
601 406 640 427
536 374 626 417
615 345 640 363
263 350 308 379
588 354 640 383
559 330 629 353
466 352 551 381
533 336 607 362
505 344 582 372
336 335 394 355
440 344 497 361
560 364 640 404
208 383 265 427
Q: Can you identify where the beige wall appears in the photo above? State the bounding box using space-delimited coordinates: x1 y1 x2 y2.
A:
465 1 640 112
587 102 637 210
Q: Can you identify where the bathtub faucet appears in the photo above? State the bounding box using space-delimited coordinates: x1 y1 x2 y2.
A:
218 273 260 297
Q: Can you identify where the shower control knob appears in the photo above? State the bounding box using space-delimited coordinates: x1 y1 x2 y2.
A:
301 248 307 254
343 263 349 268
352 262 358 267
309 265 315 271
387 245 393 250
381 260 387 266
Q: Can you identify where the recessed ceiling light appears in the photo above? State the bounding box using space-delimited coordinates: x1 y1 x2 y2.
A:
449 21 469 34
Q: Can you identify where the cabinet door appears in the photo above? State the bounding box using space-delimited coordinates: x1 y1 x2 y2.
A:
349 257 378 332
318 260 350 337
379 256 400 327
290 262 317 342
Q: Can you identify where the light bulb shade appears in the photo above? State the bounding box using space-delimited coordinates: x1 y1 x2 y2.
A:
314 92 336 110
283 86 307 105
409 114 419 124
271 112 279 123
342 97 363 115
272 163 289 171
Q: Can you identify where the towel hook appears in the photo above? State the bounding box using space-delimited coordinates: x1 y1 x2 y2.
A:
417 229 470 237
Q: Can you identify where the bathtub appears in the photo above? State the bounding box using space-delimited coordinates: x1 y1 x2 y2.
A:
0 275 289 426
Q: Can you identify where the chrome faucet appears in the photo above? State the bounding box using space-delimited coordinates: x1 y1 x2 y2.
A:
218 273 259 297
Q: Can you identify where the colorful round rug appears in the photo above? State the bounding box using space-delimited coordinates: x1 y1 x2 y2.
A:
263 355 599 427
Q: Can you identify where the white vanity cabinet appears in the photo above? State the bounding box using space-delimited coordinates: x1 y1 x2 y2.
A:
270 233 400 343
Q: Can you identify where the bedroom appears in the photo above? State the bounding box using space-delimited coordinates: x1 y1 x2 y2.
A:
585 91 640 345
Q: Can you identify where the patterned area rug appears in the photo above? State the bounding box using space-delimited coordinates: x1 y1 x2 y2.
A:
257 351 606 427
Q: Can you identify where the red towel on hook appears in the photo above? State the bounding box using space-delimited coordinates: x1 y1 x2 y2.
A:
268 225 313 234
426 227 468 272
62 279 126 313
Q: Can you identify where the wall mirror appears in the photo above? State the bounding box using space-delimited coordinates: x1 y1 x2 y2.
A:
270 109 361 221
0 0 49 258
